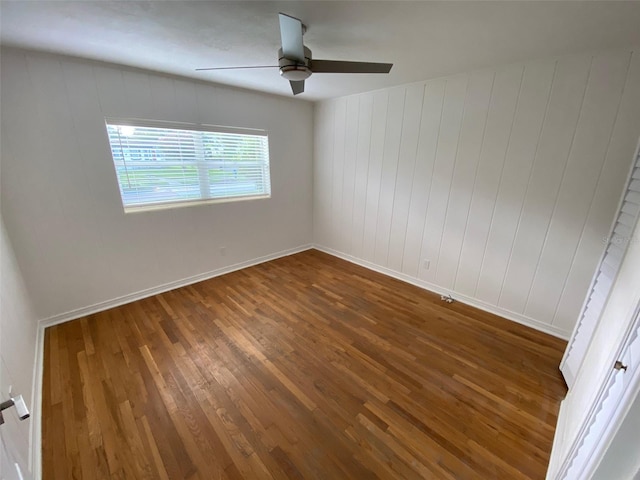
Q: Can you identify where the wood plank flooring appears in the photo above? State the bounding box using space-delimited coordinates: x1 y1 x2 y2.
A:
42 249 567 479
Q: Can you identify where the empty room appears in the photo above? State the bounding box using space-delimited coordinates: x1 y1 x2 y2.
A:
1 1 640 479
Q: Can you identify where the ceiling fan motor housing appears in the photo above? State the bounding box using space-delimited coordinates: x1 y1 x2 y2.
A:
279 46 312 81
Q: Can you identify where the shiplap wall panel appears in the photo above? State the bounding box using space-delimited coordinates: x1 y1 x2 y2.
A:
331 98 347 254
499 55 591 314
476 60 556 305
27 56 134 316
313 102 335 248
418 75 468 284
341 97 360 255
123 70 154 119
173 79 201 124
1 53 59 302
554 51 640 332
61 62 122 287
148 76 176 119
436 70 493 290
374 88 405 266
361 91 388 263
314 48 640 338
63 63 123 214
525 51 632 326
401 80 445 277
351 93 374 258
388 84 425 272
455 65 523 297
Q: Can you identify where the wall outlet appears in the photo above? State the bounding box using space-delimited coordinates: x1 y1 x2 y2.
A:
220 246 226 256
423 259 430 270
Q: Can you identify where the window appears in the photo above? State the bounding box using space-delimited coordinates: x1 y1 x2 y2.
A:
105 119 271 212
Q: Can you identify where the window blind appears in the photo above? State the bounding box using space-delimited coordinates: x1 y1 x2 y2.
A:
105 120 271 212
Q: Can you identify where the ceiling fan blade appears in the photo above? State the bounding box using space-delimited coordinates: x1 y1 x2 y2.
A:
290 80 305 95
279 13 305 63
311 60 393 74
195 65 278 71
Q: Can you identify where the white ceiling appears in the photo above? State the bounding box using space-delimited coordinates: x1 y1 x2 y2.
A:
2 1 640 102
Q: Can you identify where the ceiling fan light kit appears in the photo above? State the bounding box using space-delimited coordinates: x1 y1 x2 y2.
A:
278 47 312 81
197 12 393 96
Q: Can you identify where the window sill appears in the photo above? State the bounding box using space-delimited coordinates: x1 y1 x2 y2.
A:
122 194 271 214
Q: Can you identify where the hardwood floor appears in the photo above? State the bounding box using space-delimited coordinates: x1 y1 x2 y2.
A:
42 249 567 479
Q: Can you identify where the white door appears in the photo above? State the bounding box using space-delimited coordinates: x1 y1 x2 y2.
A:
561 148 640 387
548 206 640 479
0 220 35 480
559 311 640 479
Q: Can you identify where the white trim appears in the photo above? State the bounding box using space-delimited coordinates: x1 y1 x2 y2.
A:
122 192 271 214
313 244 570 340
29 324 44 480
39 244 312 328
546 398 569 479
105 117 269 136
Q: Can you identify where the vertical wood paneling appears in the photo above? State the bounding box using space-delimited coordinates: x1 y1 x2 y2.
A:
314 48 640 338
93 65 130 116
476 60 556 305
499 55 592 315
341 96 360 254
374 88 405 266
122 70 155 119
149 75 178 118
313 102 335 247
454 65 523 296
418 75 468 283
387 85 425 272
25 55 108 315
361 91 388 263
60 61 119 292
63 63 123 213
525 51 632 325
436 70 493 289
401 80 445 277
331 98 347 252
172 79 201 124
351 94 374 257
553 51 640 331
0 51 56 314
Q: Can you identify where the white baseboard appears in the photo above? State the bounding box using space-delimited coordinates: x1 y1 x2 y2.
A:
313 244 570 340
39 244 313 329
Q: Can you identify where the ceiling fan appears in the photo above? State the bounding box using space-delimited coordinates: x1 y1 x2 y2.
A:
196 13 393 95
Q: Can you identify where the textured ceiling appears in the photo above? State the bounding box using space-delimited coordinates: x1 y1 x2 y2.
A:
2 1 640 101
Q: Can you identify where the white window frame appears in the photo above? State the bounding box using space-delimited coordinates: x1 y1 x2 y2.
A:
105 118 271 213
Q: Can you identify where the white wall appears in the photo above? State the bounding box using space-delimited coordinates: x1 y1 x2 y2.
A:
314 47 640 338
0 217 38 480
0 47 313 321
